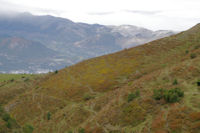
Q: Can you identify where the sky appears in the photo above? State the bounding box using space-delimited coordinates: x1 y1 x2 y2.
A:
0 0 200 31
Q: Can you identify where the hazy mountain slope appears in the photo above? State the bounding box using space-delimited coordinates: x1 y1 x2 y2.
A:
0 13 175 73
109 25 175 48
0 24 199 132
0 36 55 58
0 36 67 73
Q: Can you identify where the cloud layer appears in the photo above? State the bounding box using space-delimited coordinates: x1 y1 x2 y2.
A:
0 0 200 31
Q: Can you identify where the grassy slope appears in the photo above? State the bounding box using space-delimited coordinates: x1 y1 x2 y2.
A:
0 74 45 132
1 24 200 132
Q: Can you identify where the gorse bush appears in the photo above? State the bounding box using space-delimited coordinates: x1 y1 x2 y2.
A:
194 45 200 49
78 128 85 133
190 53 197 59
6 118 18 129
23 124 34 133
47 112 51 120
10 78 14 82
54 70 58 74
24 78 29 82
128 93 137 102
164 91 179 103
2 113 11 122
83 94 94 101
0 107 19 129
173 79 178 85
197 80 200 86
127 90 140 102
153 88 164 100
135 90 140 97
153 88 184 103
0 105 3 114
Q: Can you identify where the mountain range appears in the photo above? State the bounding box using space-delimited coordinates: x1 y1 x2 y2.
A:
0 12 175 73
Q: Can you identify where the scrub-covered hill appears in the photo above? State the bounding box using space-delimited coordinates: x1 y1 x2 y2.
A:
1 24 200 133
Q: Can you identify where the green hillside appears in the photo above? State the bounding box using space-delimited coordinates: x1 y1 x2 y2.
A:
1 24 200 133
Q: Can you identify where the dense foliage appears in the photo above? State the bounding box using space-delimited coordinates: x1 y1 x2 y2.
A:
153 88 184 103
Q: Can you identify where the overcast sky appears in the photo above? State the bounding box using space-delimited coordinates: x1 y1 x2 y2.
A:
0 0 200 31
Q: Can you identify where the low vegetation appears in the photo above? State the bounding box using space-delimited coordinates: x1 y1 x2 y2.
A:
22 124 34 133
127 90 140 102
0 105 21 132
190 53 197 59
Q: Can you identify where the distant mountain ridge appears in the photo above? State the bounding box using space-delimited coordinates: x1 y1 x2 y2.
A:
108 25 175 48
0 12 176 73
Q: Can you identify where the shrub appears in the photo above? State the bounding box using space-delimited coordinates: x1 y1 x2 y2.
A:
197 80 200 86
173 79 178 85
127 90 140 102
153 88 184 103
83 94 94 101
185 50 189 54
2 113 11 122
10 79 14 82
174 88 184 97
54 70 58 74
190 53 197 59
47 112 51 120
23 124 34 133
163 91 179 103
128 82 133 86
0 105 4 114
135 90 140 97
194 45 200 49
153 88 164 100
6 118 18 129
78 128 85 133
24 78 29 82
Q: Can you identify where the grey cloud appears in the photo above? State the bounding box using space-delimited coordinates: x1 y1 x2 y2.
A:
0 0 65 16
33 8 66 16
0 0 26 12
124 10 162 15
88 11 115 16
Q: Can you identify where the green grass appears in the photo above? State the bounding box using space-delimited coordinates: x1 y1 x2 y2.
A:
0 74 34 82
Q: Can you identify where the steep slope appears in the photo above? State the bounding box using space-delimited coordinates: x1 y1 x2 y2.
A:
1 24 200 132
